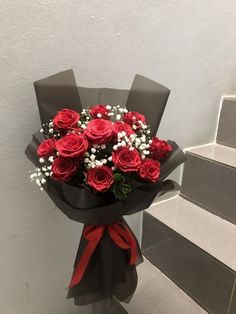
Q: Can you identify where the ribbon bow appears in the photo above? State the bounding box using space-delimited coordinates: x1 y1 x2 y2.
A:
69 221 138 288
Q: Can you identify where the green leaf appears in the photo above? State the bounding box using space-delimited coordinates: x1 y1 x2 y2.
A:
113 183 132 201
113 173 124 183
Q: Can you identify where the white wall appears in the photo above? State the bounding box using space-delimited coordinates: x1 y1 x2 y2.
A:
1 1 236 313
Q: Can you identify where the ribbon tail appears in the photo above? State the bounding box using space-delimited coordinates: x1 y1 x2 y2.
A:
68 226 104 288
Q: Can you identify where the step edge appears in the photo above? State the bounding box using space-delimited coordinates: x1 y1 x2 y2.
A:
180 193 236 225
185 148 236 171
142 255 210 314
146 196 236 273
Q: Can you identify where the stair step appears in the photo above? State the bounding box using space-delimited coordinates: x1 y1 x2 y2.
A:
142 196 236 314
180 150 236 224
124 259 207 314
217 97 236 149
187 143 236 168
148 196 236 271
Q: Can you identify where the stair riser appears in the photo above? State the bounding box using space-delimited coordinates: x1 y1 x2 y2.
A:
180 152 236 224
142 212 236 314
217 98 236 149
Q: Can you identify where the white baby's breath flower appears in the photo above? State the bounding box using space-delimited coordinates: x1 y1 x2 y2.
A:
97 113 102 118
95 160 102 166
48 156 54 163
39 157 45 163
91 148 96 153
90 154 95 161
106 105 111 110
101 144 106 149
121 140 126 147
41 178 46 184
108 156 112 161
113 145 118 150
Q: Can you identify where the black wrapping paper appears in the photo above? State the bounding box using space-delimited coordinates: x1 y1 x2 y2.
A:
25 70 186 307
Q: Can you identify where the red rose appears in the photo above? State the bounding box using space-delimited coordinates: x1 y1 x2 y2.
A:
87 166 114 192
112 146 141 172
53 108 80 131
37 138 56 157
123 111 146 128
150 137 172 160
113 121 135 137
84 119 113 144
139 158 160 182
52 157 77 182
89 104 109 119
56 133 88 158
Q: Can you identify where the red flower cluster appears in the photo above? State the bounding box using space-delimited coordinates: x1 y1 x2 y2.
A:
36 105 172 198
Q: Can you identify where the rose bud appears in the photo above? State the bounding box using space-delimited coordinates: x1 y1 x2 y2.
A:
89 104 109 119
112 146 141 172
139 158 160 182
87 166 114 192
56 133 88 158
84 119 114 144
150 137 172 160
53 108 80 131
37 138 56 157
52 157 77 182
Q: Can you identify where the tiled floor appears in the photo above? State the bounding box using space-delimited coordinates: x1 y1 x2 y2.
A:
187 143 236 168
147 196 236 271
123 259 207 314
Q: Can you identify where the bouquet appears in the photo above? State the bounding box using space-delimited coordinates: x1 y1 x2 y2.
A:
25 70 185 310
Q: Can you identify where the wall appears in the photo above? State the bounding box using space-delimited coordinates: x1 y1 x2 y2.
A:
1 1 236 313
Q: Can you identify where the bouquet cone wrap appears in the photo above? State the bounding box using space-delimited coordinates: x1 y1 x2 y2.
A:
25 70 185 306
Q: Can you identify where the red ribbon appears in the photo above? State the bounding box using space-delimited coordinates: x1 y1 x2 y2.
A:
68 221 138 288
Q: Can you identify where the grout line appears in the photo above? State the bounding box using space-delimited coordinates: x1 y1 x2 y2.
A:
150 194 178 207
221 95 236 99
214 95 224 143
183 142 214 153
